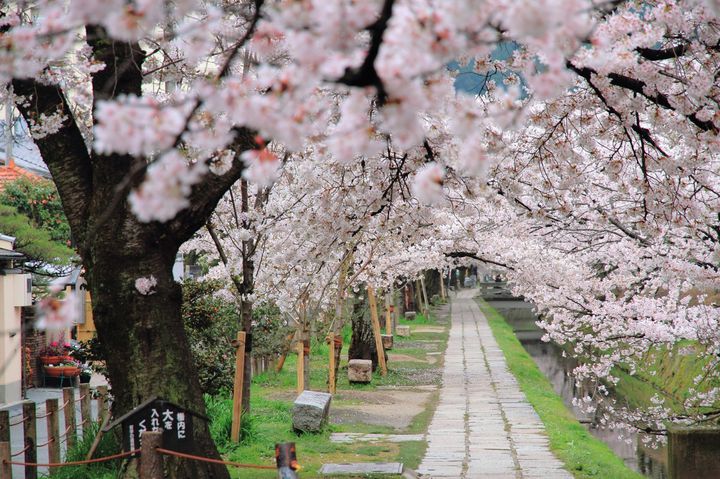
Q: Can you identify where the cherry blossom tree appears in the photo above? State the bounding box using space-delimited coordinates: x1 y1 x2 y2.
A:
3 0 720 476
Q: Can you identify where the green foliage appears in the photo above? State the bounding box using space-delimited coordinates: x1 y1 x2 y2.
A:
0 176 71 244
0 204 74 265
251 302 292 357
182 279 239 395
182 279 292 395
478 300 644 479
41 421 122 479
205 394 259 450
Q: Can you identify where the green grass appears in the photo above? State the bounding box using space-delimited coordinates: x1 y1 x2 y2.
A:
41 421 122 479
214 305 452 478
478 300 644 479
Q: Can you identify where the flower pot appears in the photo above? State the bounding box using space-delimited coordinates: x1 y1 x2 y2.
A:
44 366 80 377
40 356 63 365
40 355 74 365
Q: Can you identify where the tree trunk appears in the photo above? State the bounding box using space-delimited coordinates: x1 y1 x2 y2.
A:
425 270 441 300
404 283 416 312
348 292 381 371
88 245 229 479
240 180 253 413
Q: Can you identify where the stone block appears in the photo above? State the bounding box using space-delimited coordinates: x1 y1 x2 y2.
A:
405 311 416 321
382 334 394 350
348 359 373 383
669 425 720 479
292 390 332 433
397 325 411 337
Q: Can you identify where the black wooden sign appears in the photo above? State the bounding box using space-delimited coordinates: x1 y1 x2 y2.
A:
105 397 206 457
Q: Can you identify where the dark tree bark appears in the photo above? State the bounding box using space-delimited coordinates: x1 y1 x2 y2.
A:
425 270 441 300
458 268 466 289
11 27 257 479
404 282 416 312
348 291 379 371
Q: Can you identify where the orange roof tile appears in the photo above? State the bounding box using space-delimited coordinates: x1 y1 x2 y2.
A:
0 159 41 189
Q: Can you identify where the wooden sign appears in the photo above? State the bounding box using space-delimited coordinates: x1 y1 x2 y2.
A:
105 398 206 456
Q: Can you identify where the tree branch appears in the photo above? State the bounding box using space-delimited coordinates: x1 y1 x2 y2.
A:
337 0 395 105
567 61 717 133
445 251 515 271
11 80 93 245
166 128 256 243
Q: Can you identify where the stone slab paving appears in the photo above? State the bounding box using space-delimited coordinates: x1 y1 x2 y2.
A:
418 290 572 479
319 462 404 475
330 432 425 443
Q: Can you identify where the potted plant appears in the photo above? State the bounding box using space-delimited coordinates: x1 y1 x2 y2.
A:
79 364 92 383
44 359 81 377
38 341 72 365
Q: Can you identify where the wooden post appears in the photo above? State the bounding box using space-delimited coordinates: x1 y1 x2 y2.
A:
140 431 163 479
46 399 60 466
22 401 36 479
420 276 430 316
296 342 304 394
366 286 387 376
0 411 8 444
62 387 76 449
231 331 246 443
275 442 300 479
97 385 109 424
327 333 336 395
79 384 91 436
275 332 296 373
384 293 393 334
0 441 10 479
85 415 109 461
302 340 310 391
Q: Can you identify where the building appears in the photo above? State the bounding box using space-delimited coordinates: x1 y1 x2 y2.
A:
0 234 32 404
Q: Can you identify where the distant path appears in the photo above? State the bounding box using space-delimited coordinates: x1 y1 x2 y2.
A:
418 290 572 478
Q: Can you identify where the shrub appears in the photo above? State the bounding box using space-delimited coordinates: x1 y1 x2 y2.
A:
182 279 238 395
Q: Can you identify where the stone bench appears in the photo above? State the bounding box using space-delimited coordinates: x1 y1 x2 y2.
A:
348 359 372 383
404 311 416 321
292 390 332 433
382 334 393 350
396 325 411 337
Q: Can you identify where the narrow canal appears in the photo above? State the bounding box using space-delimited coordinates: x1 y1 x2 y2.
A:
486 299 668 479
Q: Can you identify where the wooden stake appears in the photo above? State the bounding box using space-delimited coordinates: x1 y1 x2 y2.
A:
231 331 246 443
22 401 36 479
275 332 297 373
384 293 393 334
0 441 10 479
62 387 76 449
420 277 430 316
85 415 110 461
46 399 60 466
0 411 8 443
302 340 310 391
275 442 300 479
366 286 387 376
296 342 304 394
79 383 91 436
327 333 336 394
140 431 163 479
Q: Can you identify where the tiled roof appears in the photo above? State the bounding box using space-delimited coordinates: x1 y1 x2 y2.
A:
0 158 41 189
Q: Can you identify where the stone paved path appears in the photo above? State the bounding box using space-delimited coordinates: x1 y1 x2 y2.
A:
418 290 572 478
